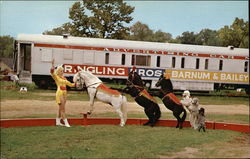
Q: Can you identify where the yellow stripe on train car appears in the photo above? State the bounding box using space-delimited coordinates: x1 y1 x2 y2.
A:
165 69 249 84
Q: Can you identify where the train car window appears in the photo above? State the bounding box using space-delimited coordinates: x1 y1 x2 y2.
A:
181 57 185 68
131 55 135 65
244 61 248 72
121 54 126 65
172 57 176 68
219 60 223 70
157 56 161 67
131 55 151 66
196 58 200 69
105 53 109 64
205 59 209 70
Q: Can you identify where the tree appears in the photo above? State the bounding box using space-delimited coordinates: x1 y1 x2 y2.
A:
0 36 14 58
196 29 222 46
44 0 134 39
176 31 198 45
45 0 133 39
152 30 172 42
218 18 249 48
43 23 71 35
128 21 172 42
128 21 154 41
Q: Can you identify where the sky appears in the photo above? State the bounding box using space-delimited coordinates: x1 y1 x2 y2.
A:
0 1 248 39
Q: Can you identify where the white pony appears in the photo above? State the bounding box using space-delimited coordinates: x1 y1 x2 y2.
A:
73 71 127 127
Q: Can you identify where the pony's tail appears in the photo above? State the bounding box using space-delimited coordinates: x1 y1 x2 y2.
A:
181 108 187 122
121 95 128 123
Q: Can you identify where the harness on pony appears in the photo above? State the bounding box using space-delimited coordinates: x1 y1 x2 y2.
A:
128 67 157 104
161 91 182 105
160 76 182 106
97 83 121 96
138 89 157 104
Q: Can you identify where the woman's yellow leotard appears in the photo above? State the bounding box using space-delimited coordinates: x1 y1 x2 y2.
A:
50 68 75 104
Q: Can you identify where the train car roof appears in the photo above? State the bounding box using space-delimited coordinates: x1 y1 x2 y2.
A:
17 34 249 57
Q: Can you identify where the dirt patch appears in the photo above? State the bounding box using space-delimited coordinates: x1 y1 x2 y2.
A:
201 104 249 115
33 93 56 96
160 147 199 158
161 133 250 158
0 100 249 118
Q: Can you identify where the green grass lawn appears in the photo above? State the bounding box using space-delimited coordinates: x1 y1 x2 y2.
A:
1 81 249 124
0 125 245 159
1 84 249 105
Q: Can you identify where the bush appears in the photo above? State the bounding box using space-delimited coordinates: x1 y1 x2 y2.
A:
0 81 17 90
18 82 38 91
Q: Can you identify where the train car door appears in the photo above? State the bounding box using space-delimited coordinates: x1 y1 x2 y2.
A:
18 43 32 83
20 43 31 72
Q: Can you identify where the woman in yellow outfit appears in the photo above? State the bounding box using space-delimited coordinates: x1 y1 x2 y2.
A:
50 59 75 127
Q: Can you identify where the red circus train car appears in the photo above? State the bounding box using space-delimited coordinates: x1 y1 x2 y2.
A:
14 34 249 92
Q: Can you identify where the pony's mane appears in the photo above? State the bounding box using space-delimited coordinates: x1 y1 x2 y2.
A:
160 77 173 93
128 71 144 86
79 71 102 87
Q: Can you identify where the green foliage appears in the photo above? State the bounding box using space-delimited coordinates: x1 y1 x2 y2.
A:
218 18 249 48
1 125 242 158
1 81 37 91
0 35 14 58
129 21 154 41
18 82 37 91
172 18 248 48
176 31 198 45
195 29 222 46
128 21 172 42
43 23 71 35
44 0 135 39
152 30 172 42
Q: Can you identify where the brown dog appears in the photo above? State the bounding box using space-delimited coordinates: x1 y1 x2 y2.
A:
198 107 206 132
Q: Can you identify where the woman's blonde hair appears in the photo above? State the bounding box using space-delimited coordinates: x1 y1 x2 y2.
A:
56 66 64 75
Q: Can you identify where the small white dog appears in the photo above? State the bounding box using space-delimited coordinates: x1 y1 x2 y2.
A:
186 97 200 129
181 90 192 107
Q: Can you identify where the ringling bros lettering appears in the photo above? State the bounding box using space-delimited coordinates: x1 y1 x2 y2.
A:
128 68 165 78
64 64 165 78
64 64 128 76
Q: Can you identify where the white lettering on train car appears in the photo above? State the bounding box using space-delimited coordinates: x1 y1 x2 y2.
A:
172 71 211 80
220 73 249 82
64 64 127 76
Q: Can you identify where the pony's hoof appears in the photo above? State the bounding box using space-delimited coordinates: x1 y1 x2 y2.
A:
143 121 150 126
150 123 155 127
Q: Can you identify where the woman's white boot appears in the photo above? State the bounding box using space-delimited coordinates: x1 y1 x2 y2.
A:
56 118 63 126
63 119 71 127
